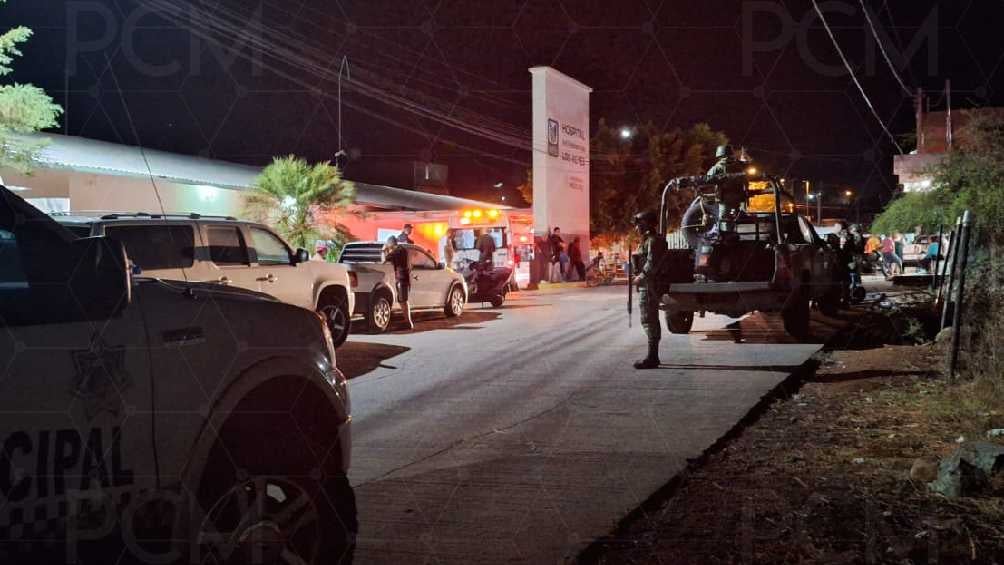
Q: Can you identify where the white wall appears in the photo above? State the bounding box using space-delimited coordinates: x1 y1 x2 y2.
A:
530 67 592 265
2 167 249 217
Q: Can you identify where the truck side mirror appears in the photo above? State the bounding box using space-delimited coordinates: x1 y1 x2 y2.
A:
294 248 311 264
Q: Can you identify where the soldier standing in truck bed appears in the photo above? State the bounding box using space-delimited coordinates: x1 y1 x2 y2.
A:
707 144 743 176
632 210 668 369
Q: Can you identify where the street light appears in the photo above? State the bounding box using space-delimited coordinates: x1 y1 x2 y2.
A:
844 190 853 197
619 127 633 140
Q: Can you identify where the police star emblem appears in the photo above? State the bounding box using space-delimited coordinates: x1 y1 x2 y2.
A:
71 335 132 420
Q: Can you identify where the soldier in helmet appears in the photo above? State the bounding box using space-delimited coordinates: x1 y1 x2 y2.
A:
706 145 748 229
631 210 668 369
707 144 743 176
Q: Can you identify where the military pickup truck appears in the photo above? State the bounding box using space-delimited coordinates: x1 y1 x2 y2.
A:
653 173 843 338
1 185 355 563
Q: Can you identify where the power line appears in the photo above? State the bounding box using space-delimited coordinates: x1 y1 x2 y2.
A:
141 0 533 151
811 0 905 154
859 0 911 97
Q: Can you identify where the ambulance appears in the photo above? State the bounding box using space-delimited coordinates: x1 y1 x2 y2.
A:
0 185 354 563
445 207 533 284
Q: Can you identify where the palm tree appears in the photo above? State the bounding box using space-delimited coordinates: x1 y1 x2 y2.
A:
244 155 356 251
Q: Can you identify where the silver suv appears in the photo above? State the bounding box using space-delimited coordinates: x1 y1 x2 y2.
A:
54 212 355 346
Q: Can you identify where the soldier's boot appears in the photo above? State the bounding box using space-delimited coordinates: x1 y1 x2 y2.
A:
633 341 661 369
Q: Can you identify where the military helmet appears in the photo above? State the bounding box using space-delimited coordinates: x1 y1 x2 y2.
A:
715 144 734 159
632 210 658 228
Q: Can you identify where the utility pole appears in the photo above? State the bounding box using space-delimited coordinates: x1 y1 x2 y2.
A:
804 180 811 219
817 192 822 224
915 87 925 152
337 56 351 159
946 79 953 150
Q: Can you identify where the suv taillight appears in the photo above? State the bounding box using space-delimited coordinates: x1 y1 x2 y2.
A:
349 272 358 288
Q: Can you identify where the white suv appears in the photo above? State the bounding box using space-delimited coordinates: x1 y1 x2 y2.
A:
54 213 355 346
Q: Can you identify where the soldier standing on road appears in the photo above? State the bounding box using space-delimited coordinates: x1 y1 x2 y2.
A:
632 211 668 369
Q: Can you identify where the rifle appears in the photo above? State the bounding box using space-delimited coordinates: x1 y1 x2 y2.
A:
627 257 633 327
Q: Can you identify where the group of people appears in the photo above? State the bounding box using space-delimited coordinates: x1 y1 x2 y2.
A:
865 232 905 277
542 227 587 283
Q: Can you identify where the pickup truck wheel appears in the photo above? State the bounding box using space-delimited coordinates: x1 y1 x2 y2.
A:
819 285 842 317
318 297 351 347
782 288 811 339
444 286 465 318
368 293 393 333
666 310 694 334
198 383 356 565
489 294 505 308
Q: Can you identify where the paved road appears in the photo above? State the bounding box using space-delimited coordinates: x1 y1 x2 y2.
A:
342 286 834 564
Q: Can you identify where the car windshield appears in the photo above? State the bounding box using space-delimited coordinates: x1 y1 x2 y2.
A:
452 228 504 250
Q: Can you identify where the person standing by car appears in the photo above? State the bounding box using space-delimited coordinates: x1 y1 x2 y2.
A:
398 223 415 244
384 236 414 330
439 229 456 269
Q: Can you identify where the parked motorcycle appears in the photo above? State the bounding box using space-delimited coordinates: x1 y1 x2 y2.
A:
459 259 513 308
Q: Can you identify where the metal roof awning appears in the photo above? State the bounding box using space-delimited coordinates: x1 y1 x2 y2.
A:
13 133 506 213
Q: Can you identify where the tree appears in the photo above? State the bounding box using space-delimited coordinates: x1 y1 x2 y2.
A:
871 110 1004 245
244 155 357 251
0 0 63 173
590 119 727 241
516 168 532 205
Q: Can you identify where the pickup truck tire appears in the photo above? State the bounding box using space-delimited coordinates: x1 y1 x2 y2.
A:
444 285 465 317
819 284 842 317
367 291 393 333
318 292 351 347
199 379 356 564
666 310 694 334
782 286 811 339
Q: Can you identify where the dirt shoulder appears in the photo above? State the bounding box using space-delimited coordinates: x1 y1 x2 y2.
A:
583 304 1004 564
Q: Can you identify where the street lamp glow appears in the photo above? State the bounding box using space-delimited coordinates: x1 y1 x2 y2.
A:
844 190 853 197
619 127 633 139
807 194 816 200
745 166 758 176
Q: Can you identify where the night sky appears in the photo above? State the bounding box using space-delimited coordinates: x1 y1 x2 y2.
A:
6 1 1003 212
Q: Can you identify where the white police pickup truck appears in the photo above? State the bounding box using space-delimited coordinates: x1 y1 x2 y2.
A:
0 185 355 564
